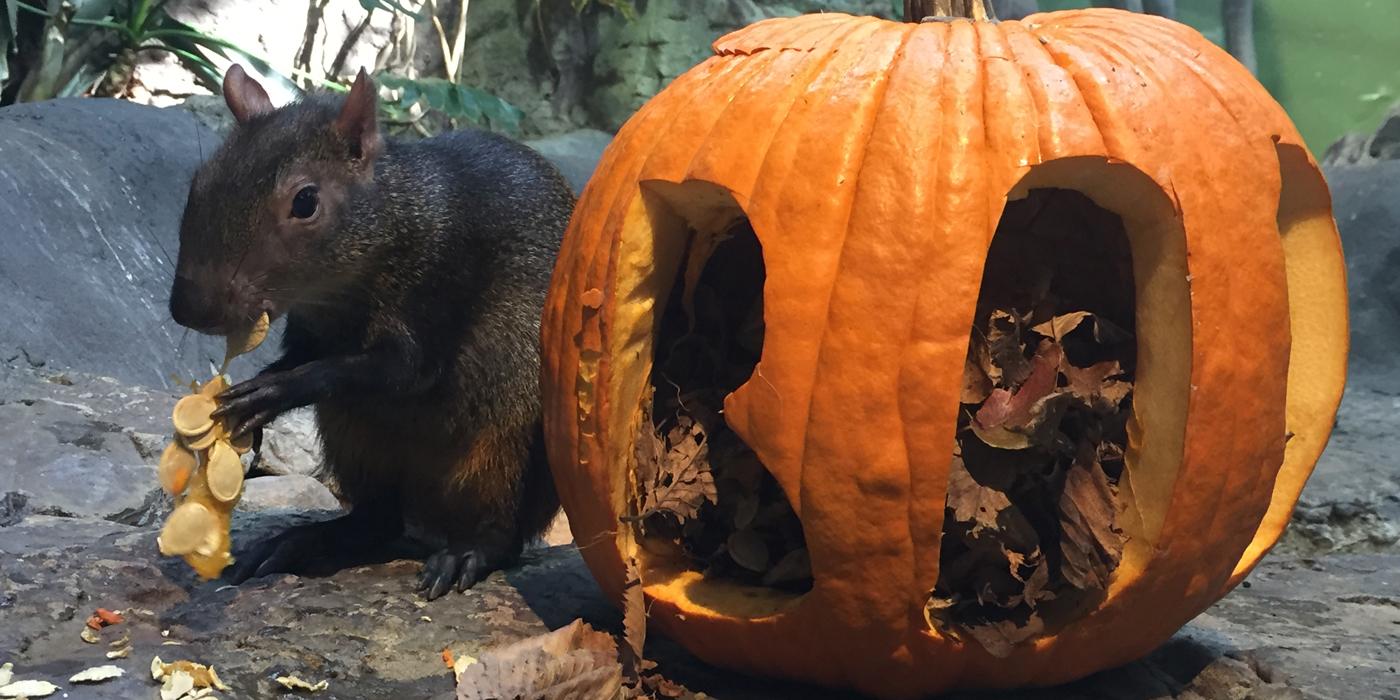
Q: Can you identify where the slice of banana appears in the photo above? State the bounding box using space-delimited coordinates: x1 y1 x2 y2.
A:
157 442 198 496
172 395 217 437
206 441 245 503
158 502 217 556
228 429 254 455
223 311 270 370
183 428 218 451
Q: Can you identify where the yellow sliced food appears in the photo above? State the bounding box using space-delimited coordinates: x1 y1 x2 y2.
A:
184 429 218 451
206 441 245 503
198 375 229 398
158 502 217 556
228 428 254 455
158 442 198 496
172 395 217 437
223 311 270 369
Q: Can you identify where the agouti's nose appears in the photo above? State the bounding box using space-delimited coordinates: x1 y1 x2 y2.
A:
169 274 225 333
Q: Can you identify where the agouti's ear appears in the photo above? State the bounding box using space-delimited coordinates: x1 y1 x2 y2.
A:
335 68 383 163
222 64 273 124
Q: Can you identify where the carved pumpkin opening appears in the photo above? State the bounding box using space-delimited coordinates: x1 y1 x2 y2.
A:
1231 143 1350 580
924 158 1194 654
624 180 813 613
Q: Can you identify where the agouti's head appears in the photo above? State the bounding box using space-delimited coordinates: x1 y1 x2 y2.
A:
169 65 383 334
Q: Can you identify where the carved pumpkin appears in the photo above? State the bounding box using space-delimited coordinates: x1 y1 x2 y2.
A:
540 2 1348 697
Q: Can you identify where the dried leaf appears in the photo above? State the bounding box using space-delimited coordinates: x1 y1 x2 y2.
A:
70 665 124 683
963 614 1044 659
1030 311 1092 341
454 619 623 700
945 454 1010 535
961 352 992 404
643 674 687 698
726 529 770 572
96 608 124 625
1058 457 1126 592
80 626 101 644
0 665 10 687
761 548 811 586
106 646 132 660
971 342 1066 450
640 417 717 522
0 679 60 698
984 310 1031 387
622 557 646 682
1063 360 1131 410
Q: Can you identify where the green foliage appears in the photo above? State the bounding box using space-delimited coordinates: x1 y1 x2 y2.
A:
1 0 297 103
378 74 524 135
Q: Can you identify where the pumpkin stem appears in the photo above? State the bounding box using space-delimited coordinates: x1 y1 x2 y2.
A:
905 0 998 22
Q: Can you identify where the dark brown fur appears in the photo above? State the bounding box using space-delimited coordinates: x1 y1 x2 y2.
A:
169 66 572 598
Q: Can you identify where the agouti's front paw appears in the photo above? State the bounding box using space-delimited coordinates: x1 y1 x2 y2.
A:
213 370 310 437
416 547 510 600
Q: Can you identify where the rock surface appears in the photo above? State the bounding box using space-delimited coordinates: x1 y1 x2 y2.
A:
1 359 1396 699
1322 101 1400 393
0 98 285 391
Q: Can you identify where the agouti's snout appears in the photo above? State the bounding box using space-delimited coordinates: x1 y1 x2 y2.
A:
169 273 227 334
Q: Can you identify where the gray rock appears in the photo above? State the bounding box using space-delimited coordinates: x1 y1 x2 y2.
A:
0 363 334 521
0 507 1395 700
1323 101 1400 167
240 474 342 512
259 408 324 478
526 129 614 195
0 98 284 391
1322 161 1400 391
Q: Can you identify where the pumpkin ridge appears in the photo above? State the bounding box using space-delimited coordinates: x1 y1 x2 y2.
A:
1036 37 1132 163
681 18 869 188
788 22 918 631
1000 23 1106 158
1070 30 1267 585
1080 25 1294 572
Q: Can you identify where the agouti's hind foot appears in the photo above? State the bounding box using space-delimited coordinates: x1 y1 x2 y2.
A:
416 546 514 600
226 500 402 584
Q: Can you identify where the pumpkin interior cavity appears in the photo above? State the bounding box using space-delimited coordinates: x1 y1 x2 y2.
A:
926 187 1136 654
925 159 1192 653
621 180 811 617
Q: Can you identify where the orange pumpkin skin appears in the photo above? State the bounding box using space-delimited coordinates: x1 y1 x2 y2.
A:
541 9 1348 699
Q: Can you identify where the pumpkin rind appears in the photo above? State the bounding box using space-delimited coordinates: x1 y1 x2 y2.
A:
541 9 1347 699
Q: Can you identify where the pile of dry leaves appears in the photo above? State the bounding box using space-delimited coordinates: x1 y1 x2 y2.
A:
626 220 812 592
926 189 1136 658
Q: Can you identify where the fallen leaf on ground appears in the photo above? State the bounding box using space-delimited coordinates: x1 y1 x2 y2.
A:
70 665 124 683
80 626 101 644
454 619 622 700
0 664 9 687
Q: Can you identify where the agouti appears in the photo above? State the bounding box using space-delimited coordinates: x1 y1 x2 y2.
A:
168 65 574 600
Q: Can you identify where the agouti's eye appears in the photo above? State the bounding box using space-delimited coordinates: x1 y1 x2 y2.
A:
290 186 319 219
